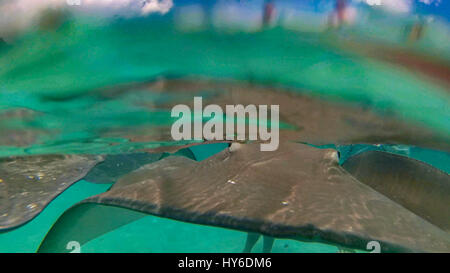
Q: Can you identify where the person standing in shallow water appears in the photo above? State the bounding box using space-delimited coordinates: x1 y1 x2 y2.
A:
262 0 276 27
328 0 352 28
336 0 348 25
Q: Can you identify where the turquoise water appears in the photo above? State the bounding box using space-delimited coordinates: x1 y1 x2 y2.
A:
0 5 449 253
0 180 110 253
83 211 339 253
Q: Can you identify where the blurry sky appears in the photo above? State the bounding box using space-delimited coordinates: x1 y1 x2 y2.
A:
0 0 448 39
0 0 448 17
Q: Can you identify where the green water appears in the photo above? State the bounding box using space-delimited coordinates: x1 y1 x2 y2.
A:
0 180 110 253
0 16 449 158
0 14 449 253
83 211 339 253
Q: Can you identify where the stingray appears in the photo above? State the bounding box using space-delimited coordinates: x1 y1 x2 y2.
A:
130 77 449 152
341 150 450 233
83 153 164 184
83 147 198 184
0 154 102 231
38 142 450 253
0 144 202 231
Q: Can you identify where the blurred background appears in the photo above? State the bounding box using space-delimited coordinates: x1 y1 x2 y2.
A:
0 0 449 253
0 0 449 156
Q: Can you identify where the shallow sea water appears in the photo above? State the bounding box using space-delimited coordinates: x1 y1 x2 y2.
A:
0 3 449 253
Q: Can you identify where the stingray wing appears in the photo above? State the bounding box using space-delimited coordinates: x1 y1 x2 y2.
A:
0 143 216 232
0 154 102 231
83 153 163 184
342 150 450 233
39 143 450 252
